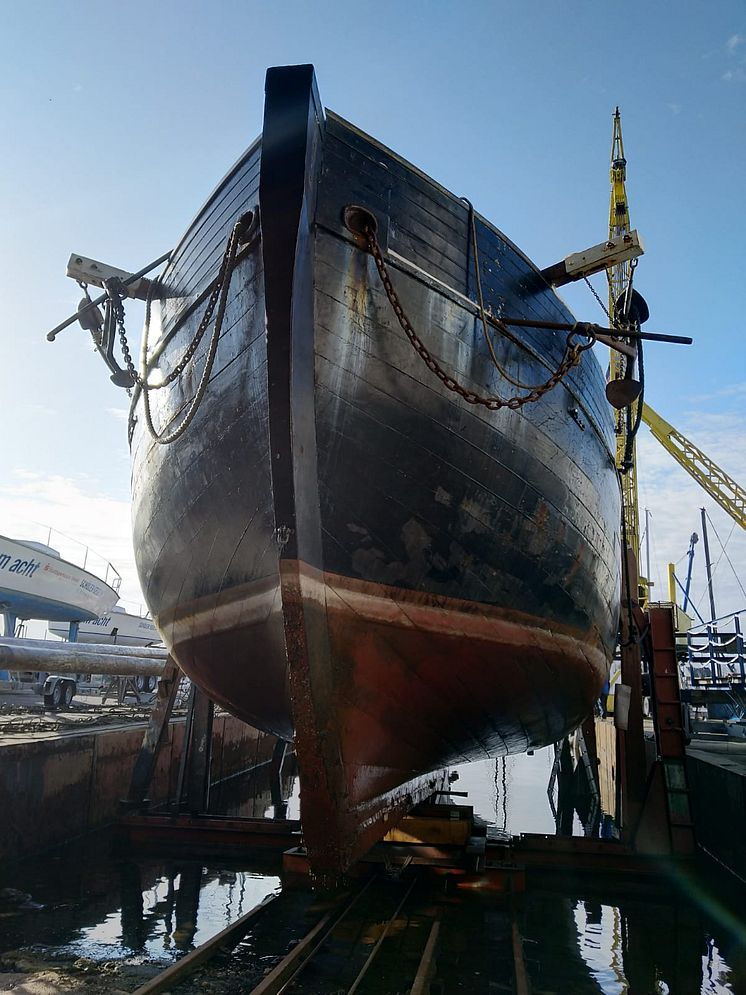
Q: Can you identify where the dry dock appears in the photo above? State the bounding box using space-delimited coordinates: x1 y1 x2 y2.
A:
687 741 746 881
0 701 275 860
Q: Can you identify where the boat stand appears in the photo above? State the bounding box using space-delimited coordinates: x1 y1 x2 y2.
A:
120 660 296 848
101 674 142 705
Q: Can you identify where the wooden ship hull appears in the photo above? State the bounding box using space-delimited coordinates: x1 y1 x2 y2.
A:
129 65 620 878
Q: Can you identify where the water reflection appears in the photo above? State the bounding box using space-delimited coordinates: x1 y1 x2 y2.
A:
0 753 744 991
208 752 299 821
454 744 619 839
0 836 279 964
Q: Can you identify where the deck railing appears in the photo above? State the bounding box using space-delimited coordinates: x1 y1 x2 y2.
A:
686 613 746 687
3 523 122 593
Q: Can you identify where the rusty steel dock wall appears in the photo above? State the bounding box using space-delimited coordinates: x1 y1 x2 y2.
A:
686 745 746 881
0 714 274 860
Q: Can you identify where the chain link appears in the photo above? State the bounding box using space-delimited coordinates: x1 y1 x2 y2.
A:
111 219 247 445
114 221 241 392
140 221 245 445
583 275 612 324
364 227 594 412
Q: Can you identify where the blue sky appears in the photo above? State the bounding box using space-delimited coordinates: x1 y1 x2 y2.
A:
0 1 744 621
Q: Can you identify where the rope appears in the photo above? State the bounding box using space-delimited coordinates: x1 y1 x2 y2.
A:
141 220 243 445
463 200 554 392
364 224 594 411
621 336 644 471
705 511 746 603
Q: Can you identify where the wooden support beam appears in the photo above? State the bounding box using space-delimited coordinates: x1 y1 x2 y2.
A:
410 920 441 995
268 738 289 819
124 657 181 809
185 687 215 814
131 892 277 995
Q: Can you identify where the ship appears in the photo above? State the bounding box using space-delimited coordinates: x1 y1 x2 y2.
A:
118 65 620 879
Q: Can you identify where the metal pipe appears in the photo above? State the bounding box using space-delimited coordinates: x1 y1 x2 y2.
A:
0 643 167 676
499 317 692 345
6 638 168 659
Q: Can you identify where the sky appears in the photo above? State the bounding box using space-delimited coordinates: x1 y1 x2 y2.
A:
0 0 744 631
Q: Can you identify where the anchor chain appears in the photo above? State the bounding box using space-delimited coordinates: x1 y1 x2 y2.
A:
364 226 595 412
140 219 246 445
114 218 245 393
111 216 251 445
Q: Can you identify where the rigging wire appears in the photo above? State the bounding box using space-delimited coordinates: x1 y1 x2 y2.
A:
705 510 746 603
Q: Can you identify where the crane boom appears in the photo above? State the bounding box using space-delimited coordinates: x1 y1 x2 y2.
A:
607 108 642 565
641 403 746 530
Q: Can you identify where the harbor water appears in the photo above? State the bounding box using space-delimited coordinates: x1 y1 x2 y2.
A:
1 751 745 993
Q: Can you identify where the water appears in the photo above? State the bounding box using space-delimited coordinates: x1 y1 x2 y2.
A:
0 836 280 966
454 749 569 835
0 753 744 993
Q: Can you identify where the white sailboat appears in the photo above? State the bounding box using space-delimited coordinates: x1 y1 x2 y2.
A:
47 605 161 646
0 535 120 637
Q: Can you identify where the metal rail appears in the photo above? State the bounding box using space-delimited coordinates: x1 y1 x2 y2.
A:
131 892 278 995
248 876 378 994
127 878 380 995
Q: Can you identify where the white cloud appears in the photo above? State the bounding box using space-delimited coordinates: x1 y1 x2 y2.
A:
0 471 143 614
726 33 744 52
690 381 746 404
722 67 746 82
106 407 130 423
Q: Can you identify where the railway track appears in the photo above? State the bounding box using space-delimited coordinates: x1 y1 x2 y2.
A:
132 869 528 995
247 874 438 994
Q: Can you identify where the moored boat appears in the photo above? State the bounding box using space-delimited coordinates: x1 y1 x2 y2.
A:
73 66 621 879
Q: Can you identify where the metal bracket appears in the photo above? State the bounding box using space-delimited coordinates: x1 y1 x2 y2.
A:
66 253 153 300
541 230 644 287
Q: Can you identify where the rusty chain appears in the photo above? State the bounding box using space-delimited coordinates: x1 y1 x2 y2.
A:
364 226 595 411
114 219 243 392
140 220 246 445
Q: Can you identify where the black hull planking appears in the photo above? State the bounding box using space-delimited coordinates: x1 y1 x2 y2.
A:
129 66 620 878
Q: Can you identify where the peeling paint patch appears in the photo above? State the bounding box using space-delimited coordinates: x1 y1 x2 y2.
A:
434 485 453 507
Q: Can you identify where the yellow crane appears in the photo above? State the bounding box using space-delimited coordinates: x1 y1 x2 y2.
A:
607 109 644 574
604 109 746 608
641 403 746 531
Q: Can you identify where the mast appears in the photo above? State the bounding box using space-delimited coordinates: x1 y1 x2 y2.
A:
700 507 717 623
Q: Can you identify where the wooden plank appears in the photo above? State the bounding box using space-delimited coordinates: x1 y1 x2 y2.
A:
511 919 531 995
326 116 467 229
410 919 441 995
185 687 214 814
384 816 471 846
249 880 375 995
319 141 469 262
